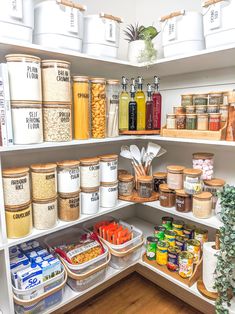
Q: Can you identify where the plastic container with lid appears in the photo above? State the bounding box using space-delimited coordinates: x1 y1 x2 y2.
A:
106 80 119 137
209 113 221 131
11 101 43 144
193 94 208 106
166 114 176 129
153 172 167 193
91 78 106 138
2 167 30 207
43 103 72 142
193 192 213 219
175 190 192 212
197 114 208 131
137 176 153 198
81 187 99 215
192 152 214 180
167 165 185 190
31 163 57 200
57 160 80 193
41 60 71 102
33 197 58 230
183 168 202 195
58 192 80 222
73 76 90 140
80 157 100 189
99 154 118 183
118 174 134 196
203 178 225 209
34 0 86 51
5 202 32 238
159 184 176 208
6 54 42 101
100 182 118 208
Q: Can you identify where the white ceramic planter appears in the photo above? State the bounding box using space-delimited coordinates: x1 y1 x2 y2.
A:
127 40 146 63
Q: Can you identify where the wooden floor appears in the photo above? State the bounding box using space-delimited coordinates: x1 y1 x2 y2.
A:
67 273 202 314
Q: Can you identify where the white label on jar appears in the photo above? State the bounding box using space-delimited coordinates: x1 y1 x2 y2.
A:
100 160 117 182
81 191 99 215
9 0 23 19
208 3 221 30
167 17 176 41
67 7 78 33
105 20 116 42
58 168 80 193
33 201 57 229
100 185 118 208
3 174 30 206
80 165 99 188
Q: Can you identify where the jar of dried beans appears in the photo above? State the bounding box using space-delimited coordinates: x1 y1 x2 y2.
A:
181 94 193 107
186 114 197 130
80 157 100 189
91 78 106 138
33 197 58 229
58 192 80 221
57 160 80 193
193 94 208 106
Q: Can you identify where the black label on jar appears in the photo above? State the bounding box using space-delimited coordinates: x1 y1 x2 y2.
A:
69 197 79 208
91 193 99 201
77 93 89 99
26 111 40 130
48 205 55 211
59 111 70 123
11 178 27 191
57 70 70 82
26 66 39 80
13 210 30 219
108 187 117 192
46 174 55 180
88 165 99 171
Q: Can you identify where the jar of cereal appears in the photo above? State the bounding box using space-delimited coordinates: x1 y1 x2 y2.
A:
91 78 106 138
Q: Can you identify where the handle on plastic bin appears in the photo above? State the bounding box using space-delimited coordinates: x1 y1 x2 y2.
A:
57 0 86 11
203 0 224 7
106 239 144 257
100 13 123 23
160 10 185 22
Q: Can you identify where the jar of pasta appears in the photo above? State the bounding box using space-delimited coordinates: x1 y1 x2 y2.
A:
81 187 99 215
91 78 106 138
33 197 57 229
31 163 57 200
80 157 100 189
203 178 225 209
99 154 118 183
41 60 71 102
106 80 119 137
167 165 185 190
57 160 80 193
58 192 80 221
3 167 30 207
73 76 90 140
193 192 212 218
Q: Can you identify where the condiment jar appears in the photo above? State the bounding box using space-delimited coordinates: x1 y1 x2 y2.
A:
193 94 208 106
183 168 202 195
80 157 100 189
106 80 119 138
6 54 42 101
209 113 221 131
58 192 80 221
176 114 186 129
73 76 90 140
137 176 153 198
166 114 176 129
81 187 99 215
43 103 72 142
159 184 176 208
203 178 225 209
181 94 193 107
100 182 118 208
193 192 213 218
41 60 71 102
90 78 106 138
175 190 192 213
3 167 30 207
196 105 207 114
208 92 223 106
185 106 195 114
5 202 32 238
118 174 134 196
57 160 80 193
99 154 118 183
219 105 229 123
153 172 167 193
167 165 185 190
207 104 219 114
186 114 197 130
197 114 208 131
33 197 58 229
173 106 185 115
31 163 57 200
11 101 43 144
192 152 214 180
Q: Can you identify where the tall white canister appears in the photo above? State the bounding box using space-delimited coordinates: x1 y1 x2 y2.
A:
34 0 86 51
160 10 205 58
0 0 34 43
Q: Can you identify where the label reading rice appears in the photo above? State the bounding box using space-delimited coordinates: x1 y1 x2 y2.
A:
67 242 99 259
167 17 176 41
209 3 221 30
9 0 23 19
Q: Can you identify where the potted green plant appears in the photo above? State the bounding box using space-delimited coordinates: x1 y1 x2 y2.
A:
124 23 159 63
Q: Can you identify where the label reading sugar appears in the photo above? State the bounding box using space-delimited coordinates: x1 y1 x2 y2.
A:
105 20 116 42
9 0 23 19
67 7 78 33
167 17 176 41
209 3 221 29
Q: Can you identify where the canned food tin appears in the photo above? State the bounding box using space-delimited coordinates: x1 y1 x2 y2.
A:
162 216 173 230
183 224 196 239
146 236 158 261
179 251 194 278
157 241 169 266
172 220 184 236
165 230 176 247
154 226 166 240
186 239 201 264
175 235 187 251
167 246 180 271
194 229 208 250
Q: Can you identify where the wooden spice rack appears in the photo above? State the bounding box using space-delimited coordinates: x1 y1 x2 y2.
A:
119 190 159 203
142 254 202 287
119 130 161 135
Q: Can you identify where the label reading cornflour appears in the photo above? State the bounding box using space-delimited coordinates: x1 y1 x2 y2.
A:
100 160 117 182
80 165 99 188
9 0 23 19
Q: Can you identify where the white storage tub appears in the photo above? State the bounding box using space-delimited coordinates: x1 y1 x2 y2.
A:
0 0 34 43
34 0 86 51
160 10 205 58
44 228 110 292
202 0 235 48
13 268 67 314
83 13 123 58
84 216 143 270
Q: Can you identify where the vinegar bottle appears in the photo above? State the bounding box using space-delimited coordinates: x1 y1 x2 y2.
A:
119 76 129 131
135 76 146 130
152 76 162 130
146 84 153 130
129 84 137 131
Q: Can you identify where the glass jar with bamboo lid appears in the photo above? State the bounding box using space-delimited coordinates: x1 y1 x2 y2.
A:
167 165 185 190
197 114 208 131
203 178 225 209
106 79 120 138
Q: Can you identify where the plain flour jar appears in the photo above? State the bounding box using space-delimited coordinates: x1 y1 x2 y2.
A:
33 196 58 229
99 154 118 183
100 182 118 208
81 187 99 215
6 54 42 101
11 101 43 144
80 157 100 189
57 160 80 193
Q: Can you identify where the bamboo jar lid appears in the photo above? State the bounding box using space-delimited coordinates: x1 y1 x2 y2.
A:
99 154 118 161
137 176 153 183
153 172 167 179
73 76 89 82
193 152 214 159
3 167 29 177
31 163 57 172
176 189 190 197
204 178 225 187
193 192 212 200
119 174 134 182
41 60 71 68
80 157 100 165
159 184 174 193
183 168 202 176
107 79 120 85
57 160 80 168
167 165 185 173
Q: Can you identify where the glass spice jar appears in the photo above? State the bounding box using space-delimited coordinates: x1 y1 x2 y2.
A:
193 94 208 106
176 190 192 212
58 192 80 221
192 152 214 180
209 113 221 131
196 105 207 114
118 174 134 196
208 92 223 106
166 114 176 129
159 184 176 208
176 114 186 129
186 114 197 130
203 178 225 209
181 94 193 107
57 160 80 194
137 176 153 198
186 106 195 114
106 80 119 138
197 114 208 131
207 104 219 114
153 172 167 193
219 105 229 123
167 165 185 190
80 157 100 189
173 106 185 115
30 163 57 200
33 196 58 229
193 192 213 218
183 168 202 195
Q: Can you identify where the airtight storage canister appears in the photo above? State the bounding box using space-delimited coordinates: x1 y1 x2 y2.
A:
58 192 80 221
33 197 57 230
100 182 118 208
81 187 99 215
91 78 106 138
99 154 118 183
80 157 100 189
57 160 80 193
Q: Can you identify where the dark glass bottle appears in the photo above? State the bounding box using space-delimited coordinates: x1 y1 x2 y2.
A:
146 84 153 130
152 76 162 130
129 84 137 131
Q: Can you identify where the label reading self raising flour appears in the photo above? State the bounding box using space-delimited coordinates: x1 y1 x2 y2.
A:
26 111 41 130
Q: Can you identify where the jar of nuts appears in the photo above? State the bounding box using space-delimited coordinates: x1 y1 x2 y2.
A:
90 78 106 138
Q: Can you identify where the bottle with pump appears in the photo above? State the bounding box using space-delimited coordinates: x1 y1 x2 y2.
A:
128 84 137 131
152 76 162 130
146 84 153 130
119 76 130 131
135 76 146 130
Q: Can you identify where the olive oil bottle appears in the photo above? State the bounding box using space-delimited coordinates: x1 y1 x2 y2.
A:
152 76 162 130
129 84 137 130
135 76 146 130
146 84 153 130
119 76 130 131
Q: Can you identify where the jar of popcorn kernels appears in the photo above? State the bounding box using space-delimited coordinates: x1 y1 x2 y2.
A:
192 153 214 180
